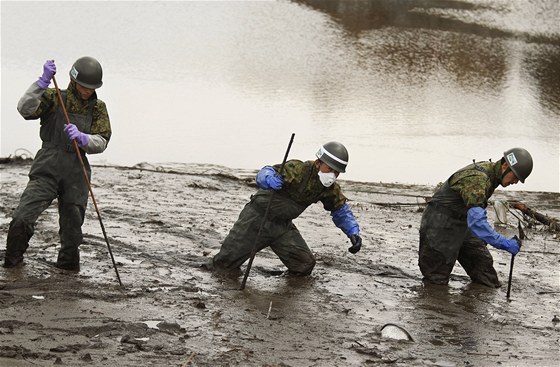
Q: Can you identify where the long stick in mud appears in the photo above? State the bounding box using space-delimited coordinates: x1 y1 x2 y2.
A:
52 76 122 287
506 253 516 300
506 221 524 299
240 133 295 290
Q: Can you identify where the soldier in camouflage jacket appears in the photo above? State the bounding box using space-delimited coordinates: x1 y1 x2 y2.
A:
3 58 111 271
212 142 362 276
419 148 533 287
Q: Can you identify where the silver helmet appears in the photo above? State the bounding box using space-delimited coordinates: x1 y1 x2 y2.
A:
315 141 349 173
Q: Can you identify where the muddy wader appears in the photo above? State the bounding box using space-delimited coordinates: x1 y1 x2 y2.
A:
213 189 317 276
5 92 94 271
418 163 501 288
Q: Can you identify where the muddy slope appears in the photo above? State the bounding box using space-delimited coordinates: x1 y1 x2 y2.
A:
1 161 559 367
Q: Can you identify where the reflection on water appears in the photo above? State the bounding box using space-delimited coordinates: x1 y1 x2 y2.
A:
297 0 560 113
1 0 558 192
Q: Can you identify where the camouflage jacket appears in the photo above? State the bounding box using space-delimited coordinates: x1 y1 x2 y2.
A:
18 81 111 142
272 159 348 212
431 160 502 216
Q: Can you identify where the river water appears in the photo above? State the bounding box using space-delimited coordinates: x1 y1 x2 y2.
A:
1 0 559 192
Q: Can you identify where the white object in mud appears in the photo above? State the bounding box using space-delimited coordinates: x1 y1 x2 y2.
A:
493 200 509 224
380 323 413 341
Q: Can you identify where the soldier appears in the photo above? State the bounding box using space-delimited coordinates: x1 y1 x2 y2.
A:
212 141 363 276
419 148 533 287
3 57 112 271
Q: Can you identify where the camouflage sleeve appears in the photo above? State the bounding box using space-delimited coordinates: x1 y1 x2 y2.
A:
17 84 57 119
450 174 491 208
90 99 112 142
273 160 304 187
320 183 348 212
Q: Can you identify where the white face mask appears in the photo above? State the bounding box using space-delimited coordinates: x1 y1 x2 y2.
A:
318 171 336 187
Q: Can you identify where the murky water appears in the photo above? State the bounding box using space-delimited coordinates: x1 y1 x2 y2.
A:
1 0 558 192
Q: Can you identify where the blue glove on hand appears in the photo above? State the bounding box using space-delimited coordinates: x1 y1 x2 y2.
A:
331 203 360 237
495 237 521 255
64 124 89 147
37 60 56 89
256 166 283 190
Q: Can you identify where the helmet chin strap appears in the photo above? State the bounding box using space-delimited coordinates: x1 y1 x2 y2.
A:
501 158 512 182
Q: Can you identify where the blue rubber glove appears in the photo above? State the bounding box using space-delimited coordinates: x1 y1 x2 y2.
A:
331 203 360 237
256 166 283 190
495 237 521 255
37 60 56 89
64 124 89 147
467 207 520 255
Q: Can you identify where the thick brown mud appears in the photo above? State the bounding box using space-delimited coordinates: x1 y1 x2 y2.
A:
1 162 559 366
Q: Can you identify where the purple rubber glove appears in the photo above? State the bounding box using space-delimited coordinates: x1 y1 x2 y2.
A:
37 60 56 89
64 124 89 147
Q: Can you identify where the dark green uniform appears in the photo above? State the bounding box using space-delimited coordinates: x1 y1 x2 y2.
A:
213 159 348 276
4 82 111 270
419 161 502 287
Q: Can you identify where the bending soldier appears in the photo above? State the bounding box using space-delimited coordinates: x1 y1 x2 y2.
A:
419 148 533 287
212 141 363 276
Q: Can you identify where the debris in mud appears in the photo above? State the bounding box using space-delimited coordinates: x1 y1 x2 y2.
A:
380 323 414 341
0 150 34 165
156 321 185 335
511 202 560 232
351 344 382 357
121 334 147 348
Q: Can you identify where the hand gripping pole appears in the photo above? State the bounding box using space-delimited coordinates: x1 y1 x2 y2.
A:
506 221 525 299
240 133 295 290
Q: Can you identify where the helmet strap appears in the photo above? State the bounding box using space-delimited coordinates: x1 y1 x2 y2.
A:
500 158 512 181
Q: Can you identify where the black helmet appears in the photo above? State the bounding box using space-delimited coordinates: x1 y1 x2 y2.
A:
69 56 103 89
503 147 533 183
315 141 349 173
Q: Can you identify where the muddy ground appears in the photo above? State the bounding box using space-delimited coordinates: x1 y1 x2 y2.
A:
0 160 558 367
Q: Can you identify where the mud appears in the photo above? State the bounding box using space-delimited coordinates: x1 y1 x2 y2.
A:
0 161 558 366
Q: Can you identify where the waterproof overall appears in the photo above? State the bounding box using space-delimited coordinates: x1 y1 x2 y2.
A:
418 164 501 287
5 91 94 270
213 190 317 276
213 163 326 276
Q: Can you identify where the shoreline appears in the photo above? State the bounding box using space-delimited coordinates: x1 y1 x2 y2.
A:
2 156 557 196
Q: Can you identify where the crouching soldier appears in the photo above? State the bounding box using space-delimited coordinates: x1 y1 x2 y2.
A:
212 141 363 276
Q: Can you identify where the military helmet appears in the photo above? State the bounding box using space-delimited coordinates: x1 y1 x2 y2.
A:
315 141 349 173
69 56 103 89
503 147 533 183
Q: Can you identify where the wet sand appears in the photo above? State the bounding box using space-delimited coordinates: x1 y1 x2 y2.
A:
1 161 559 366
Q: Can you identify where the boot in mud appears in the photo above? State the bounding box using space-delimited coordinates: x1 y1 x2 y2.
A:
55 262 80 272
3 219 31 268
3 257 24 268
56 204 83 272
56 249 80 272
